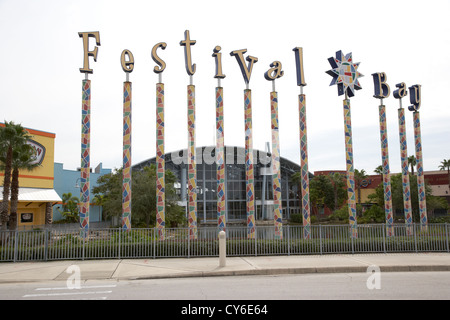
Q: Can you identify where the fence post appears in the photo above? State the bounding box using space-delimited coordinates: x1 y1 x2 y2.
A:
188 228 190 259
351 226 354 254
445 223 449 253
319 225 323 255
254 227 257 257
219 231 226 267
44 229 49 261
13 231 18 262
287 225 290 256
118 229 121 260
153 227 157 259
414 223 418 253
382 224 386 254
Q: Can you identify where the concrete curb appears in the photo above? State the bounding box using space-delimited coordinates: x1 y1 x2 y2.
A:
129 265 450 281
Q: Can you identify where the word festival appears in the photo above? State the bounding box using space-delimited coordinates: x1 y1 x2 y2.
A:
77 29 427 241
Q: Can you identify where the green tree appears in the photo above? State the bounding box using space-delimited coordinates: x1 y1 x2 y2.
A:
438 159 450 192
0 121 32 229
354 169 368 205
57 193 80 223
374 165 383 181
368 173 447 222
328 172 346 210
309 174 335 214
92 193 105 222
9 143 40 229
93 165 185 228
408 155 417 176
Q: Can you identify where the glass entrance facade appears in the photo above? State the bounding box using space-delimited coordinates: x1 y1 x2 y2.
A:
133 146 305 223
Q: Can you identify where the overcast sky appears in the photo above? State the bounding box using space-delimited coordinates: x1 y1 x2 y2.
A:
1 0 449 176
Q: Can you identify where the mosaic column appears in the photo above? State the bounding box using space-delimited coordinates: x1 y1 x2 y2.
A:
343 99 358 238
299 94 311 240
80 79 91 236
413 111 428 231
378 104 394 237
271 91 283 239
216 87 226 232
327 50 363 239
122 81 132 230
156 83 165 240
187 85 197 239
244 89 256 239
398 106 413 235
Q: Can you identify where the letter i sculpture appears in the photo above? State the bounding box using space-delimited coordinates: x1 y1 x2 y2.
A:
213 46 226 233
372 72 394 237
326 50 363 239
121 49 134 230
78 31 100 237
293 48 311 239
152 42 167 240
394 83 413 235
181 30 197 239
230 49 258 239
264 60 284 239
409 85 428 232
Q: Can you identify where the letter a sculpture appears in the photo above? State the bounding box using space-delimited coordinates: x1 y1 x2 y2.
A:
326 50 363 239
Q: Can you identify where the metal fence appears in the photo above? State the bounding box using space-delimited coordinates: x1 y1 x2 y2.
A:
0 223 449 262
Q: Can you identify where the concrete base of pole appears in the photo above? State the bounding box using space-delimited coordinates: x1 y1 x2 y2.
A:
219 231 226 267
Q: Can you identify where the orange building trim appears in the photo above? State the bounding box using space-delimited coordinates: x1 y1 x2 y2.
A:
0 173 54 181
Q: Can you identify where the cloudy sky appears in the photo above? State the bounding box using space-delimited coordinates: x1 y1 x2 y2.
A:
1 0 449 175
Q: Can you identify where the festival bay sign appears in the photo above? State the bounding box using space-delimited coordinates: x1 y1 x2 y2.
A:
78 30 427 239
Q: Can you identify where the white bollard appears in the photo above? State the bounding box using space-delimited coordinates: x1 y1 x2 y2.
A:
219 230 226 267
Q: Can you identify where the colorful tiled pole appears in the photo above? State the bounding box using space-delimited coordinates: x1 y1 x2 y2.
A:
152 42 167 240
372 73 394 237
213 46 226 233
264 61 284 239
180 30 198 239
121 49 134 231
80 79 91 237
294 47 311 240
394 83 413 235
230 49 258 239
326 50 363 239
78 31 100 237
408 85 428 232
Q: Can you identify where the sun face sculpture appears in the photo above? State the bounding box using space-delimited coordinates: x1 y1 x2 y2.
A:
326 51 363 98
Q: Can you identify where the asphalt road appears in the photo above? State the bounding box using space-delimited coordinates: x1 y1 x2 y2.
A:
3 271 450 302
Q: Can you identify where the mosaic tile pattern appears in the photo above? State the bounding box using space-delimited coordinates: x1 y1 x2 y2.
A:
379 104 394 237
80 79 91 236
413 111 428 231
216 87 226 232
156 83 165 240
299 94 311 239
343 99 358 238
398 107 413 235
271 91 283 239
188 85 198 239
122 81 132 231
244 89 255 239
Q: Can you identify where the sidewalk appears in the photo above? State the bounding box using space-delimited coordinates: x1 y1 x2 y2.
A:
0 253 449 284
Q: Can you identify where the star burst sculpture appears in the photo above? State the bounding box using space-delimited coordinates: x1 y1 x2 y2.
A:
326 51 363 98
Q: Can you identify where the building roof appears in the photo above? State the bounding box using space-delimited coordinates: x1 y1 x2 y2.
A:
0 187 61 202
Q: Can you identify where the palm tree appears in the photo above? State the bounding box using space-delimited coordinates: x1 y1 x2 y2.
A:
438 159 450 192
9 143 40 230
57 193 80 223
354 169 368 205
0 121 31 229
92 193 105 223
408 155 417 176
374 165 383 181
328 173 346 211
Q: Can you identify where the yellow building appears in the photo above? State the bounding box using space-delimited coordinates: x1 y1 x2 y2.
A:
0 124 61 229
